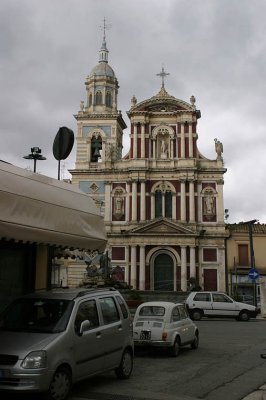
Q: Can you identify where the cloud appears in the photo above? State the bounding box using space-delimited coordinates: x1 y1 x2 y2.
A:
0 0 265 222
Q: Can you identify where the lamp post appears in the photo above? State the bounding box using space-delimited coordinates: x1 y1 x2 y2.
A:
23 147 46 172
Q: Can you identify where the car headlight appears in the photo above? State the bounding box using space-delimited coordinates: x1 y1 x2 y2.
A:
21 350 47 369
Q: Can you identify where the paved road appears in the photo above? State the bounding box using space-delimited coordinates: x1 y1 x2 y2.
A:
70 318 266 400
2 318 266 400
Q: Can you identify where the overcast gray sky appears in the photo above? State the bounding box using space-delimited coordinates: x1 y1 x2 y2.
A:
0 0 266 223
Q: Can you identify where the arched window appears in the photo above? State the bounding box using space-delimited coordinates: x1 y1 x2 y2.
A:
91 136 102 162
95 91 102 105
106 92 112 107
88 93 92 106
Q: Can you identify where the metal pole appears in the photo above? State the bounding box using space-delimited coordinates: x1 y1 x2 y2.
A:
248 221 257 307
58 160 61 180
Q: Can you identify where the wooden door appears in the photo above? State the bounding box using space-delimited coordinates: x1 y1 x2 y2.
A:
203 269 217 291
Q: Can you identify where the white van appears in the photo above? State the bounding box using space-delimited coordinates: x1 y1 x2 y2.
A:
0 288 134 400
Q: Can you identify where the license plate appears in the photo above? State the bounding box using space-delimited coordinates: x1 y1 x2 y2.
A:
140 330 151 340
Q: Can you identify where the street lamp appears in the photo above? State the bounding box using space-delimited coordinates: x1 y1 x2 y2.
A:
23 147 46 172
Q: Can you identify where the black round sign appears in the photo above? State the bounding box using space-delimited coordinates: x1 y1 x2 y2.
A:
53 127 74 161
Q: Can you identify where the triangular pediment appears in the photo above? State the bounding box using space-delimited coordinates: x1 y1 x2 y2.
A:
129 218 196 235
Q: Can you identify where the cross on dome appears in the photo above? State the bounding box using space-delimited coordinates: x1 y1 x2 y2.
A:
99 17 111 63
100 17 111 43
156 66 170 89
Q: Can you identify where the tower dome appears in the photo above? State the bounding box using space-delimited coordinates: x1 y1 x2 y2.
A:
89 26 116 79
90 62 115 78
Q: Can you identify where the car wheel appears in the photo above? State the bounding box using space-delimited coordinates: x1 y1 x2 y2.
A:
191 332 199 349
170 337 180 357
115 348 133 379
191 309 203 321
238 310 250 321
46 366 72 400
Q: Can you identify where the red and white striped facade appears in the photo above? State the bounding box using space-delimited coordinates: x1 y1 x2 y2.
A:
70 35 228 292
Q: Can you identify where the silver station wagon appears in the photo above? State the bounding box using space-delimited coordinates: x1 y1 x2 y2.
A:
0 288 134 400
133 301 199 357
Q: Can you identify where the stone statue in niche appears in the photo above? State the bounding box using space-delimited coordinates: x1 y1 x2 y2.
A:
114 193 124 215
160 139 168 159
203 192 215 216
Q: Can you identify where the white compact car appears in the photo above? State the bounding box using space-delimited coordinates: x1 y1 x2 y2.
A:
133 301 199 357
185 291 259 321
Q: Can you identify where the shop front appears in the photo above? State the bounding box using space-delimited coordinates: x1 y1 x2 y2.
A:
0 161 107 310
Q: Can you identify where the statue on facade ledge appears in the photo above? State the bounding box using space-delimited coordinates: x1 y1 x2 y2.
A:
214 138 223 160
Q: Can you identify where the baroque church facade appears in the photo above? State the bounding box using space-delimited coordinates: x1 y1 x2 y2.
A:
70 32 228 292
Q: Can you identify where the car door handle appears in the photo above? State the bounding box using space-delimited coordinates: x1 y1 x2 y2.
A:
118 324 122 331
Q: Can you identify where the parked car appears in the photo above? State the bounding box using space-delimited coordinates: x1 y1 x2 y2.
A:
185 291 259 321
133 301 199 357
234 294 261 308
0 287 134 400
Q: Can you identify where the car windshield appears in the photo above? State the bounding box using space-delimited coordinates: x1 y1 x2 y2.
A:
139 306 165 316
0 298 73 333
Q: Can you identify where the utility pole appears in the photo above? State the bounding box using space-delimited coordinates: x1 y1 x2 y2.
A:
241 219 258 306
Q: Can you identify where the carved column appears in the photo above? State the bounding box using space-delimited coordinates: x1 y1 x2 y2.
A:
133 124 138 159
197 183 202 222
180 180 186 222
125 246 129 284
126 182 130 222
141 123 145 158
172 193 177 220
181 246 187 291
101 141 106 162
140 181 146 221
190 246 196 278
162 193 165 217
131 246 137 289
88 138 92 163
104 182 111 222
189 123 193 158
170 137 174 158
139 246 146 290
152 138 156 159
132 181 137 221
189 180 195 222
217 180 225 223
151 193 155 219
180 123 185 158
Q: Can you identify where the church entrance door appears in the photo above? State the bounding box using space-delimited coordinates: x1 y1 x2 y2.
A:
154 253 174 291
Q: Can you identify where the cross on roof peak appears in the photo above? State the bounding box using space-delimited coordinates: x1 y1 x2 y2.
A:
100 17 111 42
156 66 170 89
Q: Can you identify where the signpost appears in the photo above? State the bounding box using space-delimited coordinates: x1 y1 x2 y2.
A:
248 268 260 281
248 267 260 307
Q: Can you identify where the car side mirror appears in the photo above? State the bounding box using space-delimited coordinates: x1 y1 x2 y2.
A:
79 320 91 335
